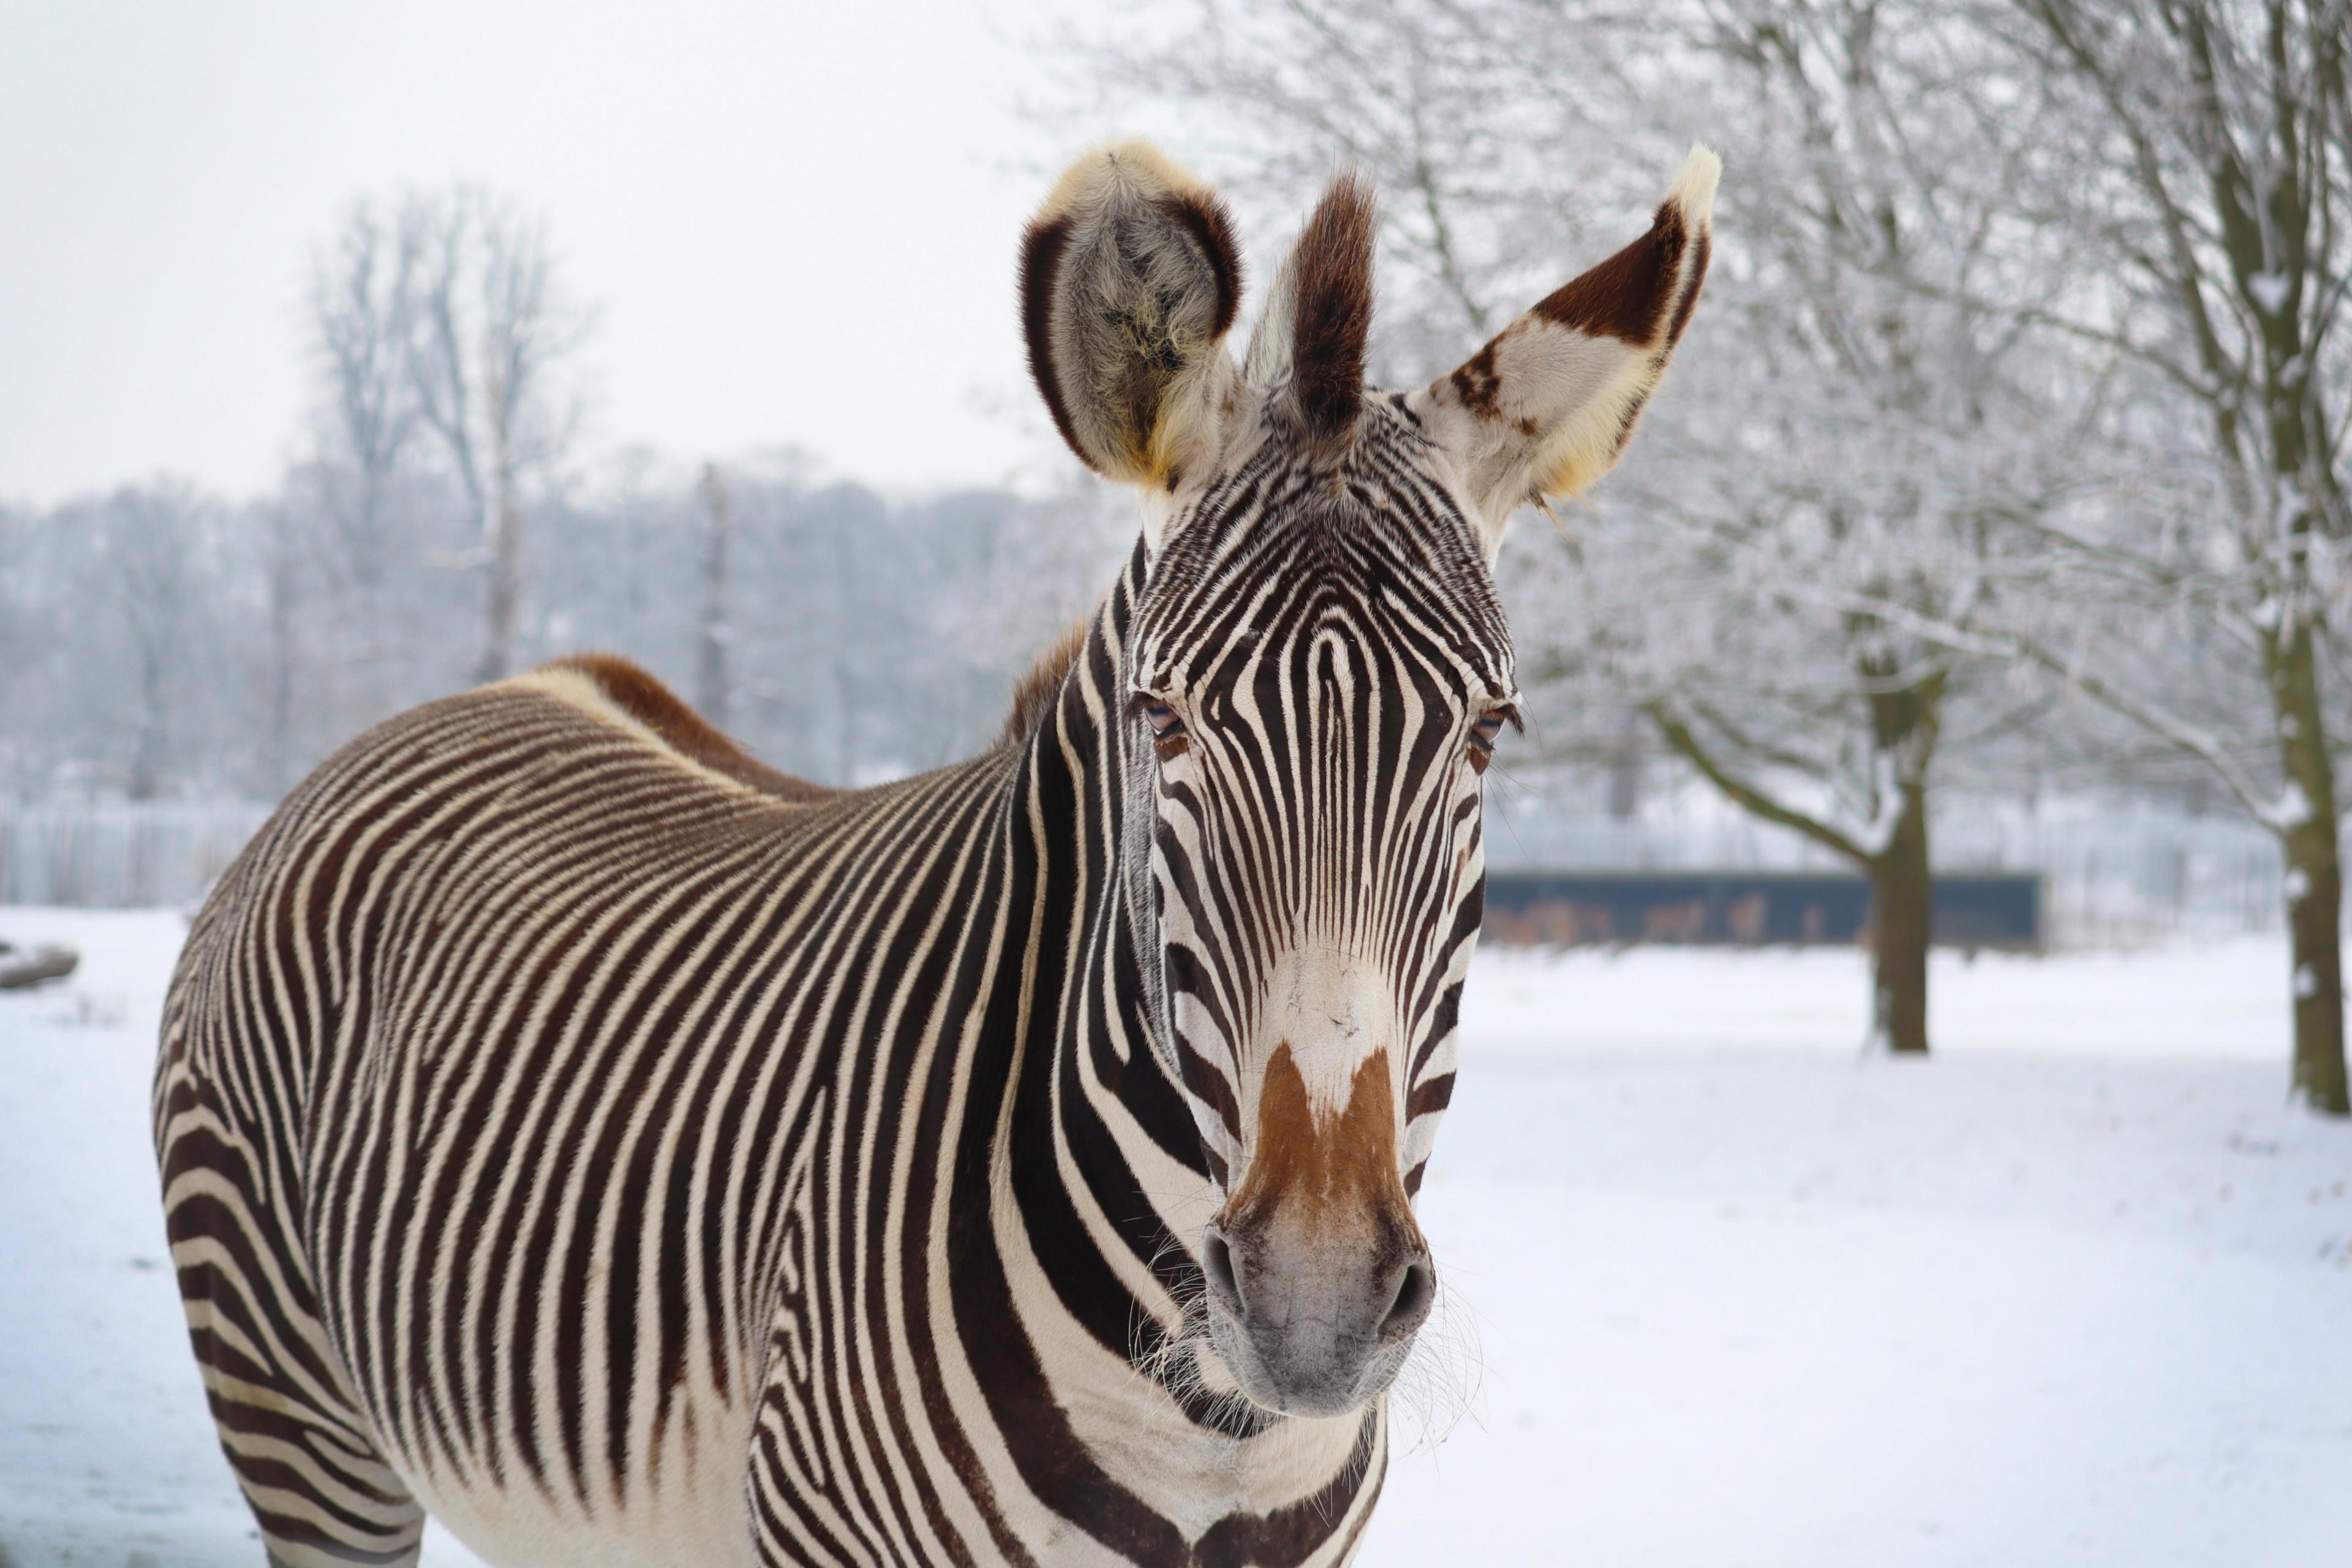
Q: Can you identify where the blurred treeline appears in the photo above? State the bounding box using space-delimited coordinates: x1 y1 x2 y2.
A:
0 184 1129 805
0 466 1128 803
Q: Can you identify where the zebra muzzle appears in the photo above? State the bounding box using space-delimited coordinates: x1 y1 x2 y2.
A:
1202 1044 1435 1416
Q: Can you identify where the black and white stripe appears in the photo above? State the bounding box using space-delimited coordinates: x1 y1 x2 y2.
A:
153 413 1500 1567
154 137 1715 1567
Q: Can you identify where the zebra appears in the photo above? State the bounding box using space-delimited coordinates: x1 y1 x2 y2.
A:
154 138 1715 1567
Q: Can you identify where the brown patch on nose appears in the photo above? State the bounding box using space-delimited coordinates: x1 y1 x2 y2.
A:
1224 1044 1422 1248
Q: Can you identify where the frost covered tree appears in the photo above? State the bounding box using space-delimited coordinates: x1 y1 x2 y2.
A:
307 198 423 597
82 483 224 800
0 465 1100 806
0 184 1140 812
933 473 1136 684
1055 0 2086 1052
1839 0 2352 1109
253 496 311 795
303 186 594 715
401 187 594 682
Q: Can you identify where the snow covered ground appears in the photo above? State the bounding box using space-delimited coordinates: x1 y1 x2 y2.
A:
2 910 2346 1567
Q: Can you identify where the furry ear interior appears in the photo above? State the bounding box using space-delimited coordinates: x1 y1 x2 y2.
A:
1020 142 1244 489
1245 173 1377 453
1420 145 1719 548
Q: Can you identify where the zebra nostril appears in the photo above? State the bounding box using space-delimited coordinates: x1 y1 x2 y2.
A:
1381 1258 1434 1338
1201 1231 1243 1315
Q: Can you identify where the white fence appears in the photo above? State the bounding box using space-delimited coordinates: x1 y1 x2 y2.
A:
0 804 273 910
0 798 2290 948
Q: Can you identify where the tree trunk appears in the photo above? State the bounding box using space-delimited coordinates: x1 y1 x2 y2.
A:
0 946 78 989
1864 668 1943 1055
268 551 295 794
1606 708 1643 820
477 469 521 684
1867 793 1932 1055
834 521 857 783
696 463 732 728
2269 622 2350 1114
129 643 167 802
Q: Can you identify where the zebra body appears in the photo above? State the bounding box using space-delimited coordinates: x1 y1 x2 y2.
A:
159 628 1379 1565
165 606 1401 1568
157 140 1715 1566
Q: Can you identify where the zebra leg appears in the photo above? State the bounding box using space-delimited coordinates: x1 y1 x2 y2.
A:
159 1091 425 1564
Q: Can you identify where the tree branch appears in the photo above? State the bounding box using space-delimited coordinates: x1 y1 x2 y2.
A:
1643 700 1873 865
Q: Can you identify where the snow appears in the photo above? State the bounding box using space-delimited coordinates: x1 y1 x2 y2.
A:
4 911 2349 1566
0 909 489 1568
2265 779 2313 833
1389 945 2352 1566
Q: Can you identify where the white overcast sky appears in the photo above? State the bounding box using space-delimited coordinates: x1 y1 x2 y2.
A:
1 0 1108 505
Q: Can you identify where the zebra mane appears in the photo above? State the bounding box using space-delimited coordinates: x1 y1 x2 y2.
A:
998 619 1092 750
537 652 838 802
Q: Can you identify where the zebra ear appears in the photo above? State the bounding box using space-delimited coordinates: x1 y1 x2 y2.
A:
1245 172 1376 455
1421 145 1718 552
1020 141 1245 491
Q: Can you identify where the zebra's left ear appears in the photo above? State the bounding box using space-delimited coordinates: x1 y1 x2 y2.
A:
1419 145 1719 556
1021 142 1245 492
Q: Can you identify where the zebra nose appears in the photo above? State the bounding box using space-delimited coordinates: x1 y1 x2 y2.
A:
1200 1227 1245 1316
1381 1253 1437 1339
1199 1220 1433 1415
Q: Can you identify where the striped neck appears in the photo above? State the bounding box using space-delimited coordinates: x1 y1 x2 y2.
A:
970 540 1245 1417
952 538 1389 1555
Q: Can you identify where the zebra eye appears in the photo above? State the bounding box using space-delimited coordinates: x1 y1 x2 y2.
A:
1140 699 1189 761
1468 704 1520 774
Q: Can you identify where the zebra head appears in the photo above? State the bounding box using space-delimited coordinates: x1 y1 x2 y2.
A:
1022 143 1715 1418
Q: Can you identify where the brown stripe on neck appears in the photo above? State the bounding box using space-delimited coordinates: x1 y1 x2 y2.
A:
548 653 839 803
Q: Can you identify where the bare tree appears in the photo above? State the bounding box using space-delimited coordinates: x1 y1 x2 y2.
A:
257 498 305 794
0 462 1112 809
1841 0 2352 1109
1060 0 2081 1052
307 198 423 595
403 187 594 682
90 484 214 801
1608 0 2090 1054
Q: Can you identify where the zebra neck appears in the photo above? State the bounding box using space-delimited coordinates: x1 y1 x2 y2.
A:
935 548 1383 1546
984 548 1216 1365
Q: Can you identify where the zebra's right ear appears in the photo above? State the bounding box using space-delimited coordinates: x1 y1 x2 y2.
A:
1419 145 1717 556
1021 142 1245 491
